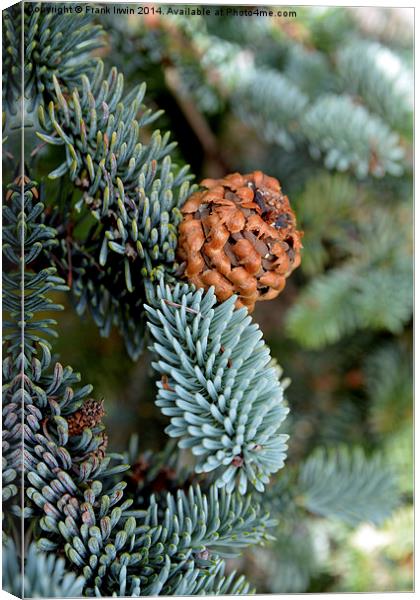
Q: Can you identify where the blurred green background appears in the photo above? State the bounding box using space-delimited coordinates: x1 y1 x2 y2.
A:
48 4 413 593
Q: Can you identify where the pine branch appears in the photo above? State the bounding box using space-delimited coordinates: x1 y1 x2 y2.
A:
365 343 412 436
2 175 123 541
34 479 269 596
296 446 399 525
302 94 406 178
283 43 332 99
36 61 196 357
2 538 86 598
145 484 276 559
156 11 409 183
165 17 308 151
286 267 359 347
48 230 148 360
294 172 358 276
145 280 289 494
259 525 317 593
2 177 272 597
2 4 21 114
37 61 193 282
286 265 412 348
152 14 306 153
384 425 413 496
2 2 104 115
337 39 413 133
286 204 412 347
2 178 115 514
2 177 67 365
234 68 308 151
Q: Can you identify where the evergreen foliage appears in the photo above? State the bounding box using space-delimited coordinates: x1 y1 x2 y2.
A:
37 62 192 282
36 479 265 596
3 179 109 514
296 446 398 525
234 69 308 151
2 3 412 597
249 443 400 593
3 177 66 365
2 2 104 115
292 173 357 276
145 281 289 493
336 39 413 133
2 177 269 597
36 59 194 358
149 10 410 180
301 94 405 177
2 4 21 115
286 188 412 348
264 526 316 593
365 342 412 435
2 538 86 598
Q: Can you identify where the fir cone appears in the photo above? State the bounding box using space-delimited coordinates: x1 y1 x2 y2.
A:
178 171 303 312
67 399 105 436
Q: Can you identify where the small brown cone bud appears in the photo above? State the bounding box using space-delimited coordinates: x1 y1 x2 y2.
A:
67 399 105 436
178 171 303 312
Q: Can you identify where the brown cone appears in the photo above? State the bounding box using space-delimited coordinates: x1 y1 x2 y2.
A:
67 399 105 436
178 171 303 312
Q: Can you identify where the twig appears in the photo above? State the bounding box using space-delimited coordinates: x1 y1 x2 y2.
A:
164 66 229 176
162 298 201 315
30 139 50 157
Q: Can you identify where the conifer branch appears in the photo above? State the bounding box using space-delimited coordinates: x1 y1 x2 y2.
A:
37 62 193 283
2 539 86 598
337 40 413 133
297 446 399 525
2 2 104 114
302 94 405 178
145 281 289 494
